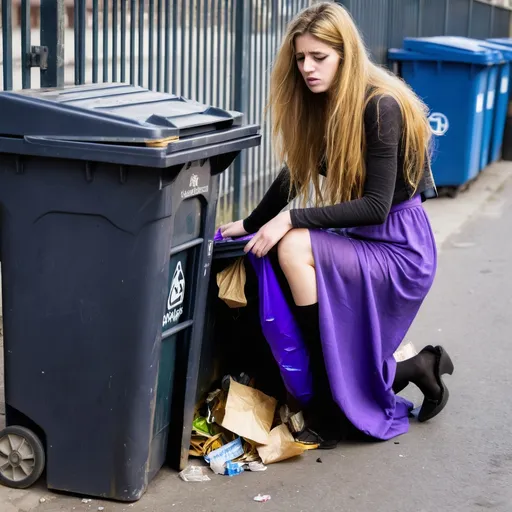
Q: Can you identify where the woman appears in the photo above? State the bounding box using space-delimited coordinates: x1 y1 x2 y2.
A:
220 2 454 446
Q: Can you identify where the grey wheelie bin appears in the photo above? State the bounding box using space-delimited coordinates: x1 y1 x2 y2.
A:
0 83 260 500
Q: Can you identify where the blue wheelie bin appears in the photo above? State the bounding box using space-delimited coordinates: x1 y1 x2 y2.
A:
486 38 512 162
465 39 512 167
389 37 502 190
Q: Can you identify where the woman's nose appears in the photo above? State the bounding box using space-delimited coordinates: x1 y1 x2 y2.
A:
303 57 315 73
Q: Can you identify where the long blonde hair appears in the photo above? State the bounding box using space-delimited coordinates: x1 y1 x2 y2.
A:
268 2 431 205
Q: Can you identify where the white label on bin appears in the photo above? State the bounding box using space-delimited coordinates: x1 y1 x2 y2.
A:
181 173 209 199
501 77 509 94
476 93 484 113
162 261 186 328
487 90 496 110
168 261 185 309
428 112 449 136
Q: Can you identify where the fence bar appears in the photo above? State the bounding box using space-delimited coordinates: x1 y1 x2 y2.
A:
196 0 202 100
130 0 136 84
172 0 178 93
103 0 109 81
1 0 12 91
74 0 80 83
252 1 260 212
79 0 87 84
270 0 278 183
203 0 209 103
139 0 145 85
233 0 250 219
222 0 228 108
148 0 154 89
257 1 264 203
216 0 222 106
209 0 214 104
188 0 194 97
157 0 163 90
417 0 423 37
21 0 31 89
164 0 171 92
181 1 186 94
113 0 119 81
41 0 65 88
444 0 450 35
121 0 127 81
467 0 473 36
93 0 100 82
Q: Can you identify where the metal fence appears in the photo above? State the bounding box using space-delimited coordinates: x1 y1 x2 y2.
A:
343 0 512 65
1 0 511 222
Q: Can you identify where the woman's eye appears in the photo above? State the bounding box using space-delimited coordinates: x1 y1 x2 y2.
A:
296 56 304 62
314 56 327 62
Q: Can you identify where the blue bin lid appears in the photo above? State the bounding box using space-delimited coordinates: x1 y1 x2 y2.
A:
488 38 512 49
467 39 512 61
402 36 503 65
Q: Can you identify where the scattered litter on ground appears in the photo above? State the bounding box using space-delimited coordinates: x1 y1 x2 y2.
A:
399 454 405 458
39 498 46 503
394 441 400 445
190 375 312 479
225 461 244 476
98 508 105 511
254 494 271 503
246 461 267 472
316 458 323 463
179 465 211 482
82 499 92 504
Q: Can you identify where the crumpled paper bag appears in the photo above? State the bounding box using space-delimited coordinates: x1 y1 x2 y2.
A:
256 424 305 464
214 380 276 445
216 258 247 308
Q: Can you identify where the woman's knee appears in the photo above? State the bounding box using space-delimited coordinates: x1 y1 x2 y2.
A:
278 228 314 268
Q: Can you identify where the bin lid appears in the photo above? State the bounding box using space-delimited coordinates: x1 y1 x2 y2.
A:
402 36 503 64
488 38 512 49
0 83 247 145
468 39 512 61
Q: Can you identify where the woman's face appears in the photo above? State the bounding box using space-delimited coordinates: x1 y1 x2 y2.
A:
295 33 341 93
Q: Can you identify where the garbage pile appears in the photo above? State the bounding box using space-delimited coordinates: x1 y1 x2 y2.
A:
181 373 316 480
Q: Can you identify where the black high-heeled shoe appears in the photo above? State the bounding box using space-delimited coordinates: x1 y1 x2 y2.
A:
418 345 454 422
393 345 433 395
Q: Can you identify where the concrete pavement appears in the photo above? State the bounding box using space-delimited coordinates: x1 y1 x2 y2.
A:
1 162 512 511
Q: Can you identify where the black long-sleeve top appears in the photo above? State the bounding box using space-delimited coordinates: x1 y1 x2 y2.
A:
243 95 430 233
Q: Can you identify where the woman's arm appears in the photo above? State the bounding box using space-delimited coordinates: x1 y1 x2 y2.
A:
242 166 297 233
288 95 402 229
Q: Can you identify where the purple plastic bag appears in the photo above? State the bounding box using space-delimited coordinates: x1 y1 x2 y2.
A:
214 230 313 405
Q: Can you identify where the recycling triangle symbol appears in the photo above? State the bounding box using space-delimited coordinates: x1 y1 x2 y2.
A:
168 261 185 310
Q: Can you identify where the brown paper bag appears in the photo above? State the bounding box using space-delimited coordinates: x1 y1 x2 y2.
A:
216 258 247 308
256 424 305 464
216 380 277 445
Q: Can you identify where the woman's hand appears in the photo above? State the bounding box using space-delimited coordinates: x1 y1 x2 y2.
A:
219 219 248 239
244 211 293 258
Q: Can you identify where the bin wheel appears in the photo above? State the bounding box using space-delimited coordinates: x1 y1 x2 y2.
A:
0 426 45 489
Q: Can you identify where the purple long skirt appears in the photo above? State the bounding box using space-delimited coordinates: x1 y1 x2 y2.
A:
310 195 437 439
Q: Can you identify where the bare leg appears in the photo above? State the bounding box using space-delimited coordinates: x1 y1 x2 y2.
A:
277 229 317 306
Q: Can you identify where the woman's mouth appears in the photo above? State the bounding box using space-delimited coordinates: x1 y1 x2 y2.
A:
307 77 321 85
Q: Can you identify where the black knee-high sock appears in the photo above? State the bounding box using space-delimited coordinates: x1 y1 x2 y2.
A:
294 303 336 421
